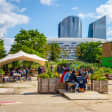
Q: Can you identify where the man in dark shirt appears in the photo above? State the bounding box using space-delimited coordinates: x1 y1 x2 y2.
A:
69 70 79 92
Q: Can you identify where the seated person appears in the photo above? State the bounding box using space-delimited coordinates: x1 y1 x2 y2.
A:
77 71 87 92
68 70 79 92
63 69 71 91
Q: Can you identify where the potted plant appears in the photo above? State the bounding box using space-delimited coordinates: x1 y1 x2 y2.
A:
103 68 112 80
91 71 108 94
38 71 61 93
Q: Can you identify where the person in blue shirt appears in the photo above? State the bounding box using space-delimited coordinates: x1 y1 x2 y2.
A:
63 69 71 91
63 69 71 83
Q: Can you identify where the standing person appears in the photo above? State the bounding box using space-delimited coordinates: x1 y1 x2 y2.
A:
50 65 53 72
25 68 29 80
57 66 60 74
90 67 94 74
83 70 89 91
20 68 23 78
20 68 25 81
42 66 46 73
12 69 17 80
2 74 5 83
38 67 42 74
22 68 26 78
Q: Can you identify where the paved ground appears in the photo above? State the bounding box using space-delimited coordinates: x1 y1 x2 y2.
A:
0 78 112 112
0 77 37 95
58 89 108 100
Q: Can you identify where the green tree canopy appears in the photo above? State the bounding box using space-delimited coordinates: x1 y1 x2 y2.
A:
75 41 102 63
48 43 61 61
0 39 6 59
10 29 47 58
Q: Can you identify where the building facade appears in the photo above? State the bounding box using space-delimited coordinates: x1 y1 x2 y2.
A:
47 38 106 60
88 16 106 39
58 16 82 38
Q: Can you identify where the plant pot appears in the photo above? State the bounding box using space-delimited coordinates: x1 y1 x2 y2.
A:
91 80 108 94
38 78 64 93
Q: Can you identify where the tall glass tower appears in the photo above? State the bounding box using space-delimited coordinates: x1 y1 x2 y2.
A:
88 16 106 39
58 16 82 38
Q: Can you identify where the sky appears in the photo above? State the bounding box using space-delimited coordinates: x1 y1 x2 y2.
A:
0 0 112 51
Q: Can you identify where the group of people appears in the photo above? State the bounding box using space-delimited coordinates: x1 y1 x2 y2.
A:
10 68 29 81
37 65 54 74
60 68 94 92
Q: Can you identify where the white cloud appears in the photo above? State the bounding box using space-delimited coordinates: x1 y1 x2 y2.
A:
108 29 112 36
96 0 112 38
78 0 112 38
78 0 112 20
96 0 112 23
78 13 86 19
20 8 27 13
4 37 14 52
107 27 112 38
78 13 98 19
0 0 29 37
40 0 52 6
72 7 79 10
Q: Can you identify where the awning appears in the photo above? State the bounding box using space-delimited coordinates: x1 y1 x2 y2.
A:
0 51 48 66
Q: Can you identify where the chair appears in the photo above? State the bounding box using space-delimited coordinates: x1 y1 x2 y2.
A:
87 80 92 91
67 82 75 92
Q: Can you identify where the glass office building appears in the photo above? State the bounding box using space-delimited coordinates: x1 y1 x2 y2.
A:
88 16 106 39
58 16 82 38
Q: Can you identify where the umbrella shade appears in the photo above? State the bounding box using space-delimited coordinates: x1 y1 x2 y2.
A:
0 51 48 66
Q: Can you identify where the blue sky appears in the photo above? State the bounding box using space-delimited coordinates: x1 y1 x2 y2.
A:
0 0 112 51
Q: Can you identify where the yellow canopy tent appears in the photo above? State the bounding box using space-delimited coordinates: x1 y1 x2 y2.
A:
0 51 48 66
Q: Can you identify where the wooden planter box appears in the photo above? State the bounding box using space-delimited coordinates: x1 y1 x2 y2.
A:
38 78 64 93
91 80 108 94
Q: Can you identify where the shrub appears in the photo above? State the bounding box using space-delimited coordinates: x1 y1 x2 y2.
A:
38 73 49 79
53 72 60 78
91 72 107 80
47 71 54 78
103 67 112 74
0 69 5 75
38 71 60 79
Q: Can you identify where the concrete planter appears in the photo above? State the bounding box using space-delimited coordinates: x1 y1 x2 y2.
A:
38 78 62 93
91 80 108 94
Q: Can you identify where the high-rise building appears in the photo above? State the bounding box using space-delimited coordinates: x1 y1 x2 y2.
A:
58 16 82 38
88 16 106 39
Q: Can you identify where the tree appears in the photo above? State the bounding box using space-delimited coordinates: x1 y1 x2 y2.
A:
0 39 6 59
10 29 47 58
48 43 61 61
75 41 102 63
62 48 68 59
